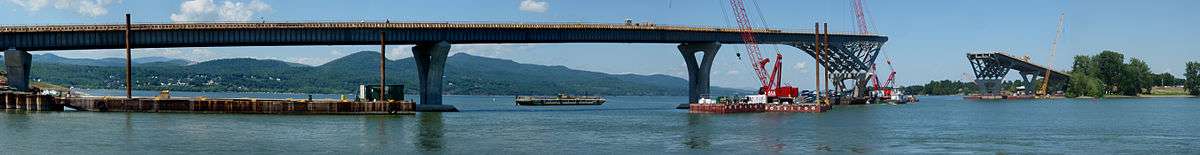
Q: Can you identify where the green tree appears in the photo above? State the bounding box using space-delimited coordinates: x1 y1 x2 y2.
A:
1065 55 1108 98
1122 58 1153 95
1071 55 1098 77
1094 51 1124 92
1154 73 1181 86
1066 72 1089 98
1187 62 1200 96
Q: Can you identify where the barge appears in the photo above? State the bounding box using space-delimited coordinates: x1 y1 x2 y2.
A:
515 94 605 106
2 84 416 114
688 95 831 113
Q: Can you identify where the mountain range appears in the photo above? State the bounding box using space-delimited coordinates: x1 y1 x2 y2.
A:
4 52 746 96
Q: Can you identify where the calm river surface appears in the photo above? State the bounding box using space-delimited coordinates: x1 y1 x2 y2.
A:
2 89 1198 154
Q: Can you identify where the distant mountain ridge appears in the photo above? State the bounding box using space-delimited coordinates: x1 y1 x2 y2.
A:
19 51 746 96
0 54 194 66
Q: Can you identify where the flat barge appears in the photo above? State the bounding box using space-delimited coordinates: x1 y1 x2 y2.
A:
964 94 1033 100
2 91 414 115
689 103 831 113
515 94 605 106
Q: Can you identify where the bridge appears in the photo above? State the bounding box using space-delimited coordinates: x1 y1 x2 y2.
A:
0 21 888 111
967 52 1070 95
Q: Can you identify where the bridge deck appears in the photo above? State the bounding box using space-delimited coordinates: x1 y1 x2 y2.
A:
0 22 887 51
0 22 854 34
968 52 1070 80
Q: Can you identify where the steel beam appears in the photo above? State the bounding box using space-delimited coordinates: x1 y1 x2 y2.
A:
789 40 883 98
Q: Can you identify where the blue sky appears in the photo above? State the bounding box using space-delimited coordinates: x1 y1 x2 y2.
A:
2 0 1197 89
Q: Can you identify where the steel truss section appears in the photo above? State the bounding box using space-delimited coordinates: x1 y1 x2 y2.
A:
790 40 884 98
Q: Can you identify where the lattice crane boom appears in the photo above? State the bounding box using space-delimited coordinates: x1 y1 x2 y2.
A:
728 0 770 89
852 0 870 34
1037 12 1065 96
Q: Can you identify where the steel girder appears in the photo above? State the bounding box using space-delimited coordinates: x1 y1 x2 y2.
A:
967 53 1011 80
789 40 884 97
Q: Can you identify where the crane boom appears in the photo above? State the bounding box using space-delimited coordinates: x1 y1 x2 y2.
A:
728 0 770 89
727 0 797 99
1038 12 1064 96
852 0 870 34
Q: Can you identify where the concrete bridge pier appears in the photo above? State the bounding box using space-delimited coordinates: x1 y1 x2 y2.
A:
675 42 720 109
412 42 458 112
5 49 32 92
3 93 12 109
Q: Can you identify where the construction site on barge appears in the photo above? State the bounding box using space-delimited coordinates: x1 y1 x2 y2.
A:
688 0 912 114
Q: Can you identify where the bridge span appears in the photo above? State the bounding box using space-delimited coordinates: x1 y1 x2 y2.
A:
967 52 1070 95
1 22 888 111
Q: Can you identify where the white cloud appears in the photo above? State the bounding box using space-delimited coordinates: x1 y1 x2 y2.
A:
519 0 547 13
793 62 809 73
170 0 271 22
7 0 118 17
724 70 740 75
792 62 807 69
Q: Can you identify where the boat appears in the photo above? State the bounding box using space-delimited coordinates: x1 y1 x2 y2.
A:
873 89 919 104
515 94 605 106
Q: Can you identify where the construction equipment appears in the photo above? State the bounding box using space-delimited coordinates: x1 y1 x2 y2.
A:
870 58 898 98
851 0 871 34
727 0 798 103
1037 12 1065 96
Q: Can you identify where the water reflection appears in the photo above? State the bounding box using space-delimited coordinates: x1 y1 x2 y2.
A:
417 112 445 152
363 115 405 149
2 110 32 133
123 113 136 143
683 114 712 149
757 113 788 153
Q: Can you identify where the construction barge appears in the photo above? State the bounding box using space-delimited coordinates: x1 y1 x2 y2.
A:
688 95 832 113
515 94 605 106
1 85 415 114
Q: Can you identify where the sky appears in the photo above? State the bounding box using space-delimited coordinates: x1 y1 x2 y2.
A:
1 0 1197 90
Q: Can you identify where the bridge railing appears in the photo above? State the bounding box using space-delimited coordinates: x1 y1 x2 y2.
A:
0 20 866 35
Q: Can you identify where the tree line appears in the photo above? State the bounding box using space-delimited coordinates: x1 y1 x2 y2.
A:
1065 50 1195 98
898 50 1197 97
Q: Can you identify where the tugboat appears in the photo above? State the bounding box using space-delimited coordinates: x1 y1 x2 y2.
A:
515 94 605 106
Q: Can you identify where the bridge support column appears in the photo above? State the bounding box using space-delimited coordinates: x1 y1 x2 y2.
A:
676 42 720 109
3 93 11 109
412 42 457 112
1019 72 1038 95
5 49 32 92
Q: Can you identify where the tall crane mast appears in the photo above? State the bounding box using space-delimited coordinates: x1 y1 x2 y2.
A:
727 0 796 99
851 0 870 34
1038 13 1065 96
728 0 769 88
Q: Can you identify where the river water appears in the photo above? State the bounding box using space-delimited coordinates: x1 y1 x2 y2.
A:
2 90 1198 154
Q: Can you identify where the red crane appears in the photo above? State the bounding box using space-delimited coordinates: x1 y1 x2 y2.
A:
728 0 798 101
870 58 897 98
851 0 870 34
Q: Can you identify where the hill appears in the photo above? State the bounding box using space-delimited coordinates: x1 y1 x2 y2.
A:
17 51 746 96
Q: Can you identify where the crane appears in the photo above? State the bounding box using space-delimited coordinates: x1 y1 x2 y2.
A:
727 0 798 102
851 0 871 34
1037 12 1065 96
882 58 897 96
855 0 896 99
870 58 898 99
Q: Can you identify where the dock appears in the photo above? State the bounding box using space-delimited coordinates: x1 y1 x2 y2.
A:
2 91 414 115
